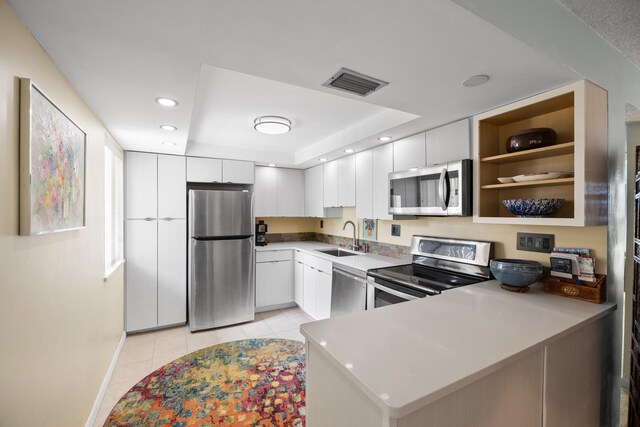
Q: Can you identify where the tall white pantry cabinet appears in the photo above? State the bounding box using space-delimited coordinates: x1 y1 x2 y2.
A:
125 152 187 332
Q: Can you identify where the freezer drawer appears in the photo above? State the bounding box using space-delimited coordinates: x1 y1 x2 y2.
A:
189 189 253 237
189 237 255 331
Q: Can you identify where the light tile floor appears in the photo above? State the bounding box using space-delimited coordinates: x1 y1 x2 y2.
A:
93 307 312 427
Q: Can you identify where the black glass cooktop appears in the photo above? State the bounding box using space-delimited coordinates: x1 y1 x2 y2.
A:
368 264 484 293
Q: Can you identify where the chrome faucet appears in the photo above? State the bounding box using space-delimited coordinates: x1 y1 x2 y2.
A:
343 220 360 251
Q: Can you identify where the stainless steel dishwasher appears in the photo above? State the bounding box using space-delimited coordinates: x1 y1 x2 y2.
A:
331 264 367 317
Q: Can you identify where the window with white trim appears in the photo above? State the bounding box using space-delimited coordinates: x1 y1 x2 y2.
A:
104 143 123 277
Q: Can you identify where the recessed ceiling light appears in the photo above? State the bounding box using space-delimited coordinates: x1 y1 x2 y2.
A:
160 125 177 131
344 148 355 153
462 75 490 87
162 141 177 146
155 97 178 107
378 136 392 142
254 116 291 135
268 163 276 167
319 158 328 162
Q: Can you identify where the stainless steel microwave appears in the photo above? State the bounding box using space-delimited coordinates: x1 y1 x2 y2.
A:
388 159 471 216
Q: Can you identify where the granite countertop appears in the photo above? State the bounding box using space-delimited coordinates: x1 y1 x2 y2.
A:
300 280 616 418
255 241 409 272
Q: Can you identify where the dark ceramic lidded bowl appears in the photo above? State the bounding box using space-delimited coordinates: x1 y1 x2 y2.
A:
506 127 557 153
490 259 543 288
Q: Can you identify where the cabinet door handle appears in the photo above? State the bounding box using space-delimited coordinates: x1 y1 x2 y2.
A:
143 217 155 221
160 217 174 221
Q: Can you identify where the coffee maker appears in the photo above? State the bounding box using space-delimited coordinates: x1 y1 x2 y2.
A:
255 220 268 246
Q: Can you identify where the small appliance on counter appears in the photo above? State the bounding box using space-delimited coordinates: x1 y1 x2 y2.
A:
256 220 268 246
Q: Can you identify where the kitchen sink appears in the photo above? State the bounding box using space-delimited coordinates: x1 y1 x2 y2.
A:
316 249 361 257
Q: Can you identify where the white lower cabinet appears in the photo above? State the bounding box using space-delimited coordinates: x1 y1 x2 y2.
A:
157 219 186 326
294 258 304 307
303 265 318 319
256 251 294 309
301 254 333 320
126 218 187 332
316 271 332 320
125 219 158 332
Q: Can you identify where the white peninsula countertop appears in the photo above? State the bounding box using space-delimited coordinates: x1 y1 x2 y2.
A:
255 241 408 272
300 280 616 418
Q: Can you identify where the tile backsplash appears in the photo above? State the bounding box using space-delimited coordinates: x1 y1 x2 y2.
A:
265 232 410 259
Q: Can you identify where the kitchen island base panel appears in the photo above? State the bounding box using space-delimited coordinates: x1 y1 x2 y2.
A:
306 340 542 427
544 318 601 427
305 316 606 426
306 340 384 427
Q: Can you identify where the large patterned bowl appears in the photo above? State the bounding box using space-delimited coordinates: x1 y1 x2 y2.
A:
502 198 564 217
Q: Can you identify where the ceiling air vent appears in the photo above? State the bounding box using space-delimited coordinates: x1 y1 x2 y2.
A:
322 68 388 97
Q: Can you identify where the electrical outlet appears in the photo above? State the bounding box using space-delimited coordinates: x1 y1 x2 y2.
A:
516 232 554 253
391 224 401 237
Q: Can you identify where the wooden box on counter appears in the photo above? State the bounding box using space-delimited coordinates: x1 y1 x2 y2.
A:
543 274 606 304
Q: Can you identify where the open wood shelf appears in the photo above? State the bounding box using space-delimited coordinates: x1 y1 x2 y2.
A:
480 142 575 164
481 177 574 190
473 80 608 226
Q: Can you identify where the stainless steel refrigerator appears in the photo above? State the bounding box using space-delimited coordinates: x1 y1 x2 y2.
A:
188 189 254 332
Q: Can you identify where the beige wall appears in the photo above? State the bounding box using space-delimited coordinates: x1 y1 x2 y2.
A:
255 217 318 233
0 2 124 425
316 208 607 272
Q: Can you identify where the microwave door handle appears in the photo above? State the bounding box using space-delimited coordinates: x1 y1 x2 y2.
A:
438 168 448 210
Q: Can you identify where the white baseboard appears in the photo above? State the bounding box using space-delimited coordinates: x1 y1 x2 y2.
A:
85 331 126 427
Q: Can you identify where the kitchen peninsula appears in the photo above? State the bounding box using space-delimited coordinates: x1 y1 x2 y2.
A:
301 281 615 427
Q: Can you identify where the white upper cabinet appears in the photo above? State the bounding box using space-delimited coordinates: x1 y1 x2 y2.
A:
337 155 356 207
277 168 305 217
186 157 222 183
323 161 338 208
157 155 186 219
355 150 373 219
222 159 255 184
254 166 278 217
393 132 426 171
187 157 254 184
425 119 471 165
305 165 324 217
372 143 394 220
125 152 157 219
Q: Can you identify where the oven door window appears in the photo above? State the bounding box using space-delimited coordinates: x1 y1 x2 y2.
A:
370 280 429 309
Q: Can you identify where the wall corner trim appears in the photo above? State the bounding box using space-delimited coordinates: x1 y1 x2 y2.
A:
84 331 126 427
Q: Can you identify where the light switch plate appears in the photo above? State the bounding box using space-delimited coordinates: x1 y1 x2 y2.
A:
391 224 401 237
517 232 554 253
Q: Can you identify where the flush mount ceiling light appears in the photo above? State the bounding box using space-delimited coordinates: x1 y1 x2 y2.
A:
344 148 355 153
155 97 179 107
253 116 291 135
160 125 177 131
378 136 392 142
462 75 490 87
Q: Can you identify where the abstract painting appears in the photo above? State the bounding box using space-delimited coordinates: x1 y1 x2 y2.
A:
20 79 86 235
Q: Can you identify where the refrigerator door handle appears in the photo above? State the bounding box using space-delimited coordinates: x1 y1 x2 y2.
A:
192 234 254 241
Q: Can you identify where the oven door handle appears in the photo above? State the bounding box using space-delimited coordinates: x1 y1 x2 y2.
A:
369 281 421 301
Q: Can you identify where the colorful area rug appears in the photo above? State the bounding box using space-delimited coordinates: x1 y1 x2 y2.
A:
105 339 305 426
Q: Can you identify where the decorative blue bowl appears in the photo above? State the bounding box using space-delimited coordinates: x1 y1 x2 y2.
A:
502 198 564 217
490 259 543 288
